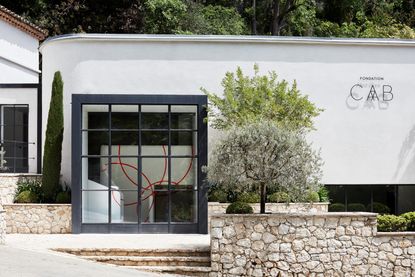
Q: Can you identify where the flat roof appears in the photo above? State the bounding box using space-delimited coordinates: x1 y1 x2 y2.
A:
40 34 415 52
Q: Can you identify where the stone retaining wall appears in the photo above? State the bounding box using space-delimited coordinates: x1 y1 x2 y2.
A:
0 203 5 244
210 213 415 276
208 202 329 215
0 174 42 204
3 204 71 234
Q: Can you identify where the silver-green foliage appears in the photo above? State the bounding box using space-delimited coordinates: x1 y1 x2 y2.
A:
202 65 322 131
206 121 323 203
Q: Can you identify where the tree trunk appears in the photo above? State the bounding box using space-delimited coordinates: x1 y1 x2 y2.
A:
260 183 267 214
272 0 280 35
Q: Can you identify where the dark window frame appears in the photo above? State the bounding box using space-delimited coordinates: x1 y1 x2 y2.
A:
72 94 208 234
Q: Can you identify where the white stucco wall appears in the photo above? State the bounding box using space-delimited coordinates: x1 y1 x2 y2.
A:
0 19 39 83
40 35 415 185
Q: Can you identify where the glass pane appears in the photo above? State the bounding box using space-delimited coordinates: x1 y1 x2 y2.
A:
398 185 415 214
2 106 14 126
347 186 370 212
371 185 395 214
327 186 346 212
82 157 109 189
14 144 28 160
83 105 109 129
111 190 138 223
14 124 28 143
111 105 139 130
141 144 168 157
141 105 168 129
82 191 109 223
141 190 168 223
171 190 197 223
171 131 196 146
141 157 169 191
171 105 197 130
171 158 197 190
3 124 14 141
14 158 28 173
2 142 15 158
14 106 28 126
82 131 108 156
111 156 138 190
141 131 168 146
111 131 138 148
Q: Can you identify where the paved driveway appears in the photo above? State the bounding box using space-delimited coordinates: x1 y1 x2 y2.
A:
0 245 169 277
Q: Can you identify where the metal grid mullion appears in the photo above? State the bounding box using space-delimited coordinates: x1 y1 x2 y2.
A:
108 105 112 224
168 105 172 231
138 105 142 228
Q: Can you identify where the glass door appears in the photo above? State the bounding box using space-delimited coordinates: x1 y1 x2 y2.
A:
77 97 204 234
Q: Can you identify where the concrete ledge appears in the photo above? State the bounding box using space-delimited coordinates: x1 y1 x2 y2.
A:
377 231 415 237
210 211 377 218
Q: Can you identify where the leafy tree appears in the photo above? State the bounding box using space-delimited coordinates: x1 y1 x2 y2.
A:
42 71 64 202
202 64 322 131
206 121 323 213
143 0 187 34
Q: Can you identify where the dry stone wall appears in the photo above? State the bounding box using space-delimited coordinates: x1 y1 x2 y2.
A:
0 174 42 204
208 202 329 215
210 213 415 277
0 202 5 244
4 204 71 234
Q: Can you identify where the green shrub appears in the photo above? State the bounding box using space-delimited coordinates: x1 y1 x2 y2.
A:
400 212 415 231
55 191 71 204
318 186 329 202
15 179 43 203
305 191 320 202
268 191 290 203
15 190 39 203
42 71 64 202
237 192 260 203
208 189 228 203
366 202 391 214
328 203 345 212
347 203 366 212
377 214 407 232
226 202 253 214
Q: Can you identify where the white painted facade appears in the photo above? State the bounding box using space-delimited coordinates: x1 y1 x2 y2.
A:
0 16 41 173
40 34 415 186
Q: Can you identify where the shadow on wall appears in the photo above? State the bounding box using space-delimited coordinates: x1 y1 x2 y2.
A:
393 124 415 183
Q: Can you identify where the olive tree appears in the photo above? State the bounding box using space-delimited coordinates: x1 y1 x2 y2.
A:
205 120 323 213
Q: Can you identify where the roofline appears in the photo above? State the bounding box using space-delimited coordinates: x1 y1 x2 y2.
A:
0 55 41 74
0 5 47 40
40 33 415 52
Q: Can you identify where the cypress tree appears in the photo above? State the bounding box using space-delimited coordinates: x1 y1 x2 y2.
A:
42 71 64 202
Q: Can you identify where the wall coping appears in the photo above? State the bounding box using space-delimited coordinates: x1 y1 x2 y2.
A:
3 204 71 207
376 232 415 237
0 173 42 177
208 202 330 205
210 212 377 219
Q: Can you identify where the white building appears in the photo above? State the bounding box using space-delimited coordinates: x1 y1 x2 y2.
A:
39 34 415 233
0 5 46 174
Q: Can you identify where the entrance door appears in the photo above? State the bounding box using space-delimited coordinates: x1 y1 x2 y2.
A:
72 95 207 234
0 105 29 173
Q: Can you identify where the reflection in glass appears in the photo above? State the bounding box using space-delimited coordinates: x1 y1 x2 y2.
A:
82 157 109 189
171 158 197 190
141 131 168 145
111 105 139 129
141 190 168 223
83 131 108 155
171 190 197 223
83 105 109 129
82 191 109 223
171 105 197 129
111 190 138 223
111 131 138 148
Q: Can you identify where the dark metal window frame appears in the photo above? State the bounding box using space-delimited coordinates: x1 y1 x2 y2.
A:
72 94 208 234
0 104 30 173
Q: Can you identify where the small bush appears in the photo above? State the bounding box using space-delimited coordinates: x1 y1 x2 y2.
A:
226 202 253 214
268 191 290 203
305 191 320 202
328 203 345 212
347 203 366 212
15 179 43 203
15 190 39 203
55 191 71 203
318 186 329 202
400 212 415 231
209 189 228 203
237 192 260 203
377 214 407 232
366 202 391 214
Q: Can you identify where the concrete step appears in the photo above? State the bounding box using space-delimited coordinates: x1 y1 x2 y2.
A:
129 266 211 277
84 255 211 267
53 248 210 257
